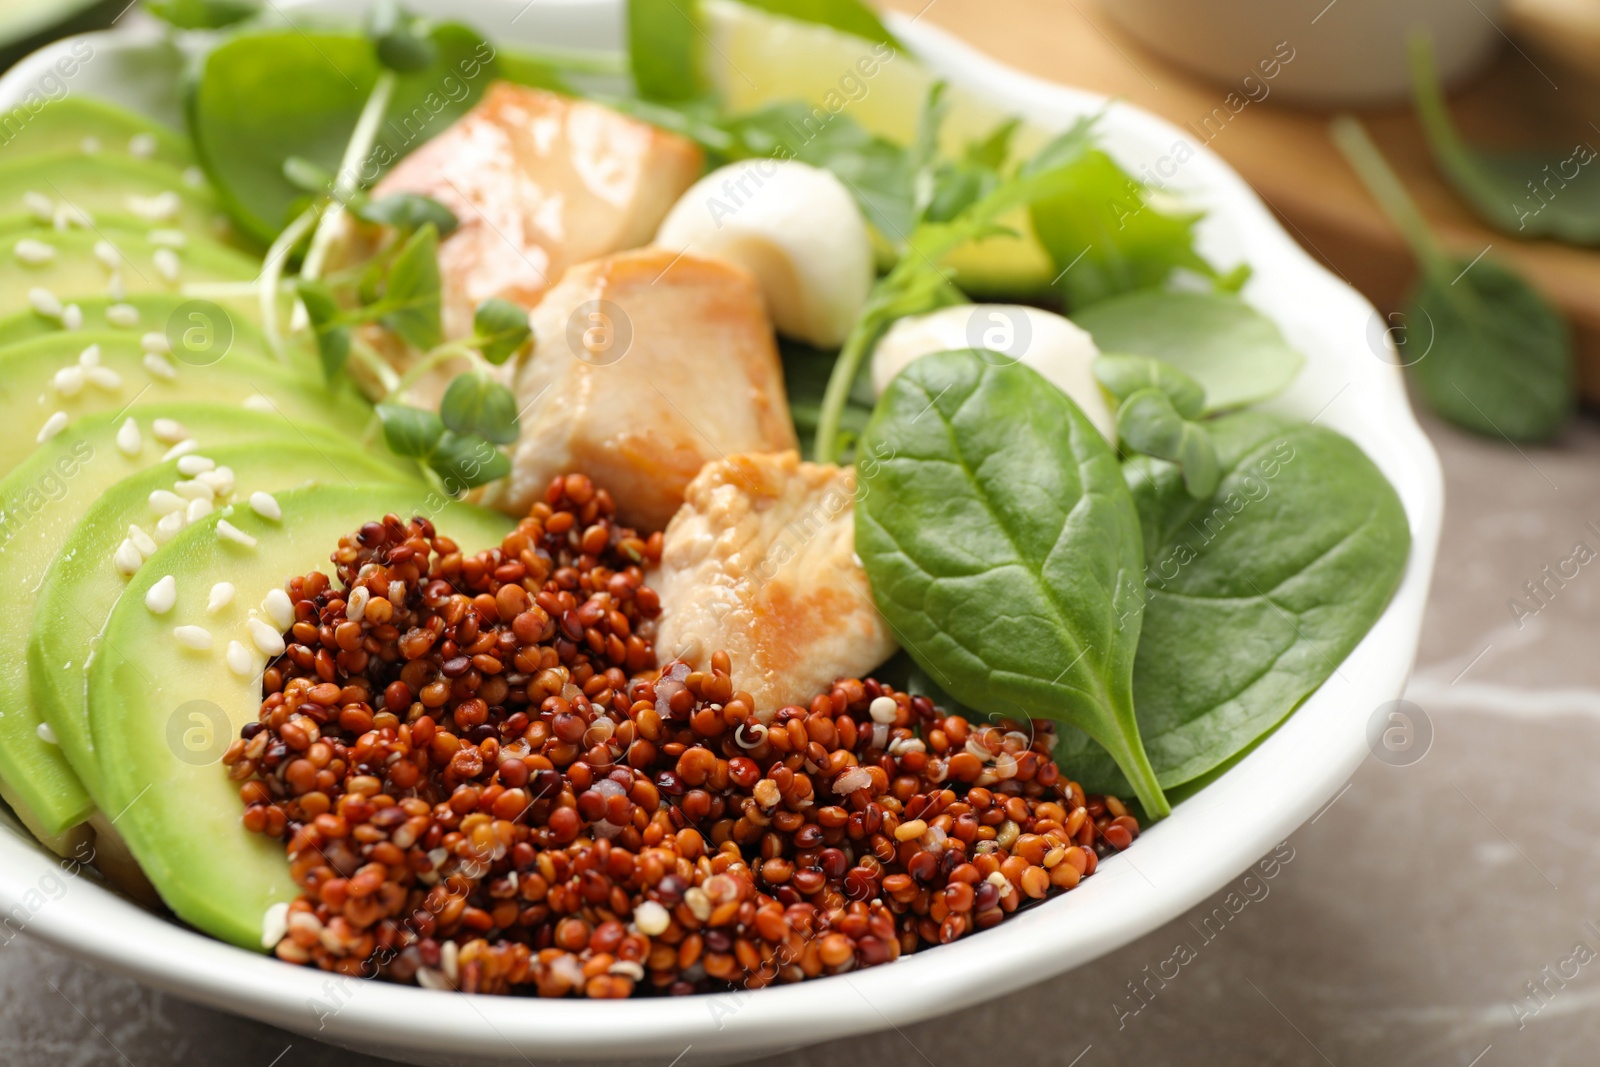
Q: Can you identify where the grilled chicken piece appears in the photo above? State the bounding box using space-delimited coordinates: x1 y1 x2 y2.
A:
649 451 898 710
367 82 704 339
496 248 799 532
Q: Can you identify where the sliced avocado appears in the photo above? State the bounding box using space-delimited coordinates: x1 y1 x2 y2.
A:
89 485 513 950
30 414 420 807
0 228 257 320
0 292 267 349
0 96 193 169
0 152 231 242
0 331 372 475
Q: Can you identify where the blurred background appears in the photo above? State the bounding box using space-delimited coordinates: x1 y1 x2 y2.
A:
4 0 1598 1063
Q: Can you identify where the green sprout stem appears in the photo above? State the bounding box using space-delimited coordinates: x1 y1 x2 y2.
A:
302 70 398 283
1330 115 1452 281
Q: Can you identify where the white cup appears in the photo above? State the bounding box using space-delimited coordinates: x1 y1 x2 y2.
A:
1099 0 1506 106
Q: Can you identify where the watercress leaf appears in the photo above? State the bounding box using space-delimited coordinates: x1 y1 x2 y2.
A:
430 431 511 491
1094 352 1206 418
379 223 443 351
367 0 438 73
473 298 532 365
1073 291 1303 413
1056 412 1411 793
627 0 704 102
296 279 350 381
354 192 460 237
1406 257 1574 441
146 0 259 29
439 372 520 444
966 117 1022 171
376 402 444 458
1115 388 1220 499
1411 35 1600 244
856 348 1170 817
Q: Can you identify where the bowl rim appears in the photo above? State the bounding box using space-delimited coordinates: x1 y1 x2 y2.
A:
0 2 1442 1061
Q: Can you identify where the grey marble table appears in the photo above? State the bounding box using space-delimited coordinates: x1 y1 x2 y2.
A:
4 407 1595 1067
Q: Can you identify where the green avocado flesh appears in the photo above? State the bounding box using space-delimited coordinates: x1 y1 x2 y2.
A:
0 97 193 169
0 404 410 834
0 228 257 319
89 486 513 950
0 152 229 240
0 292 268 349
0 331 372 476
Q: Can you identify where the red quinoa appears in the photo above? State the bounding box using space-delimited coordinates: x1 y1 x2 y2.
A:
224 473 1139 997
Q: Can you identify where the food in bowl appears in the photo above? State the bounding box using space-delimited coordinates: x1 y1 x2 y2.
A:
0 0 1409 1001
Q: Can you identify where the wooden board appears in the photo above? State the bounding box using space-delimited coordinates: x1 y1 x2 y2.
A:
880 0 1600 403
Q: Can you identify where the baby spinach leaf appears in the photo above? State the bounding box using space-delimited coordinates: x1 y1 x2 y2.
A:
1332 116 1574 442
472 298 532 365
1116 389 1220 499
1056 412 1411 794
147 0 259 29
1073 291 1303 413
431 431 511 490
378 223 442 351
856 349 1170 817
440 372 519 445
1094 352 1205 418
376 403 444 457
367 0 437 73
1411 35 1600 245
626 0 704 101
297 279 350 381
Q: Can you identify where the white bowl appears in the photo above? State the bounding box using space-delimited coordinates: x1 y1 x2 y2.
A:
0 3 1443 1064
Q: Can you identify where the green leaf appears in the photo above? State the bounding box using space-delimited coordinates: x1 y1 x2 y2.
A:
376 403 445 458
146 0 259 29
1073 291 1303 413
1115 388 1220 498
1056 413 1411 793
1094 352 1205 418
282 155 333 195
1411 34 1600 245
856 349 1169 818
367 0 438 72
627 0 704 101
379 223 443 351
353 192 459 237
297 279 350 381
472 298 532 365
732 0 902 49
439 372 520 445
430 431 511 491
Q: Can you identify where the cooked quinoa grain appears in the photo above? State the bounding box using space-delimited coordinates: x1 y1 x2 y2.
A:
228 474 1138 997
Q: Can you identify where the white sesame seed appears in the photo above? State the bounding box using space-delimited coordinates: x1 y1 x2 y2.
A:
112 538 143 576
143 352 177 380
241 394 274 413
185 497 212 522
60 304 82 330
147 489 184 516
36 411 67 443
22 191 52 221
115 417 142 456
93 239 120 271
346 585 370 621
77 343 100 368
176 454 214 475
128 192 181 223
260 901 289 949
182 166 204 187
85 366 122 392
106 302 139 328
173 479 214 501
54 204 92 230
107 271 125 301
145 575 176 615
173 625 212 651
28 287 61 318
247 617 284 655
52 365 84 398
150 417 187 444
153 511 186 543
869 696 898 724
264 588 293 629
127 524 157 557
249 491 281 521
207 581 235 614
149 229 187 248
14 238 56 265
36 723 57 745
217 519 256 548
227 640 255 678
162 439 200 461
128 133 157 159
141 331 171 355
633 900 670 936
79 135 100 153
153 247 181 282
201 466 234 496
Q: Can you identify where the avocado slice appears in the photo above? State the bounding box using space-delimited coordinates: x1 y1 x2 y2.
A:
0 96 193 169
0 151 232 242
0 405 412 835
0 292 267 349
30 412 420 807
88 485 512 950
0 331 372 476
